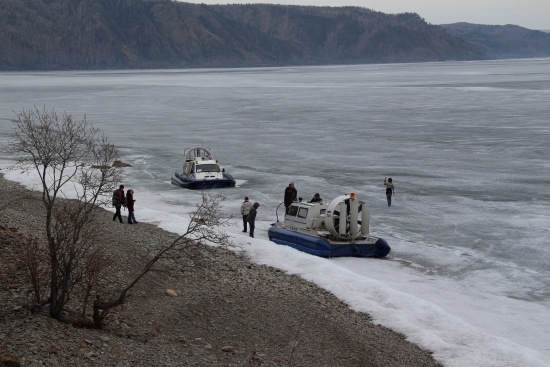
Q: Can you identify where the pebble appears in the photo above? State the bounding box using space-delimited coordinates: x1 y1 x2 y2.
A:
41 345 57 354
165 289 178 297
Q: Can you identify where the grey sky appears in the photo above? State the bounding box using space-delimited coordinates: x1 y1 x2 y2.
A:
188 0 550 30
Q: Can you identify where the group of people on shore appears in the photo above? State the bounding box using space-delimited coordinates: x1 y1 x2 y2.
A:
112 177 395 234
112 185 138 224
283 182 322 213
281 178 395 211
240 197 260 238
239 177 395 237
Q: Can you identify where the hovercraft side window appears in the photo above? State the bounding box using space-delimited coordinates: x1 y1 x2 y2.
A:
287 205 298 216
195 164 220 173
297 207 308 219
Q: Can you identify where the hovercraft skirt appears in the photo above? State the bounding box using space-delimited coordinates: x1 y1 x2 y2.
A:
268 227 390 258
171 174 235 189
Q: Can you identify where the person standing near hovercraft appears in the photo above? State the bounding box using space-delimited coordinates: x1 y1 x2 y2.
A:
247 202 260 238
284 182 297 214
240 196 252 233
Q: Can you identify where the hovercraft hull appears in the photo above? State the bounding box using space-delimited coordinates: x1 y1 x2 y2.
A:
268 226 390 258
171 173 236 189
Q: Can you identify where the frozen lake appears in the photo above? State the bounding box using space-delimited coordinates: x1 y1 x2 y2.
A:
1 58 549 366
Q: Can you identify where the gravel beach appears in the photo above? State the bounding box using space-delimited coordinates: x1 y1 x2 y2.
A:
0 173 442 367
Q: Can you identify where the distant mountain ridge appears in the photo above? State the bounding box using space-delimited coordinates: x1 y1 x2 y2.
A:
0 0 484 70
441 22 550 59
209 5 484 64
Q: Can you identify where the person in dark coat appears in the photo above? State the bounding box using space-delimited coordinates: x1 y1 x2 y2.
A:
126 189 137 224
309 193 322 203
112 185 125 223
284 182 297 214
246 202 260 238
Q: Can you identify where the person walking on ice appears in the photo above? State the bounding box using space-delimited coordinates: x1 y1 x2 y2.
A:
384 177 395 207
240 196 252 233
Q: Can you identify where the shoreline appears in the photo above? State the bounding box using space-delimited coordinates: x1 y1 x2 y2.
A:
0 173 442 366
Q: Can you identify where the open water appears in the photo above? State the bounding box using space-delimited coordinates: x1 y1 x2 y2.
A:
0 59 549 366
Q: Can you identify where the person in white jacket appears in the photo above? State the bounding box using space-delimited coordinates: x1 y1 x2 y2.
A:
240 197 252 232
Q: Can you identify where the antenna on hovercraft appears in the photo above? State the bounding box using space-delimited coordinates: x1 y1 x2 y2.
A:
275 202 284 222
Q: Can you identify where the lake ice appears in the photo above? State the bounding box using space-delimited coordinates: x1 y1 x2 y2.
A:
1 58 549 366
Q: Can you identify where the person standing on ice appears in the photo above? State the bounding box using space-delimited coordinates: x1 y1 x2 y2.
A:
247 202 260 238
240 196 252 233
384 177 395 207
284 182 297 214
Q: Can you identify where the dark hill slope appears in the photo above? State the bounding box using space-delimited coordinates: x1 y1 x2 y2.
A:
0 0 303 70
441 23 550 59
210 5 485 64
0 0 485 70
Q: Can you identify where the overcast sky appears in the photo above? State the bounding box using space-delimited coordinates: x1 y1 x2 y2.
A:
188 0 550 30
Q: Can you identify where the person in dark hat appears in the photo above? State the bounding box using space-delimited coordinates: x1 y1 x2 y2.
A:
309 193 322 203
284 182 297 214
247 202 260 238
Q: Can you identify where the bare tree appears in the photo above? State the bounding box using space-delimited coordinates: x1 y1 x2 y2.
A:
8 106 123 320
8 106 235 329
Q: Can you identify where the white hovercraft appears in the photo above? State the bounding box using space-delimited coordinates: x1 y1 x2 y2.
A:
171 146 236 189
268 192 390 257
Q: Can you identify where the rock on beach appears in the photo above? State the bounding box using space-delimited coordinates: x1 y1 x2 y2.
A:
165 289 178 297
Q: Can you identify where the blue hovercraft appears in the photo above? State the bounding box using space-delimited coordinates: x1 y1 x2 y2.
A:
268 193 390 258
171 146 236 189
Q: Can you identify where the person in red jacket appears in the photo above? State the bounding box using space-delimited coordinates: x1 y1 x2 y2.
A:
126 189 137 224
112 185 126 223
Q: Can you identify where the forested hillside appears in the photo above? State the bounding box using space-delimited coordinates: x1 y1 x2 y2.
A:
0 0 485 70
210 5 484 64
442 23 550 59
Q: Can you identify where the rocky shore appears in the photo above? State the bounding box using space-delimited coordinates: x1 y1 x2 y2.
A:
0 173 442 367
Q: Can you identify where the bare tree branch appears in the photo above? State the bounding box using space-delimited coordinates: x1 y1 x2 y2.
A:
7 106 123 320
92 190 234 328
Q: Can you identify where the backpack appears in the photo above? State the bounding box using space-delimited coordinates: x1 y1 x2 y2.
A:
112 189 120 206
112 189 126 206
